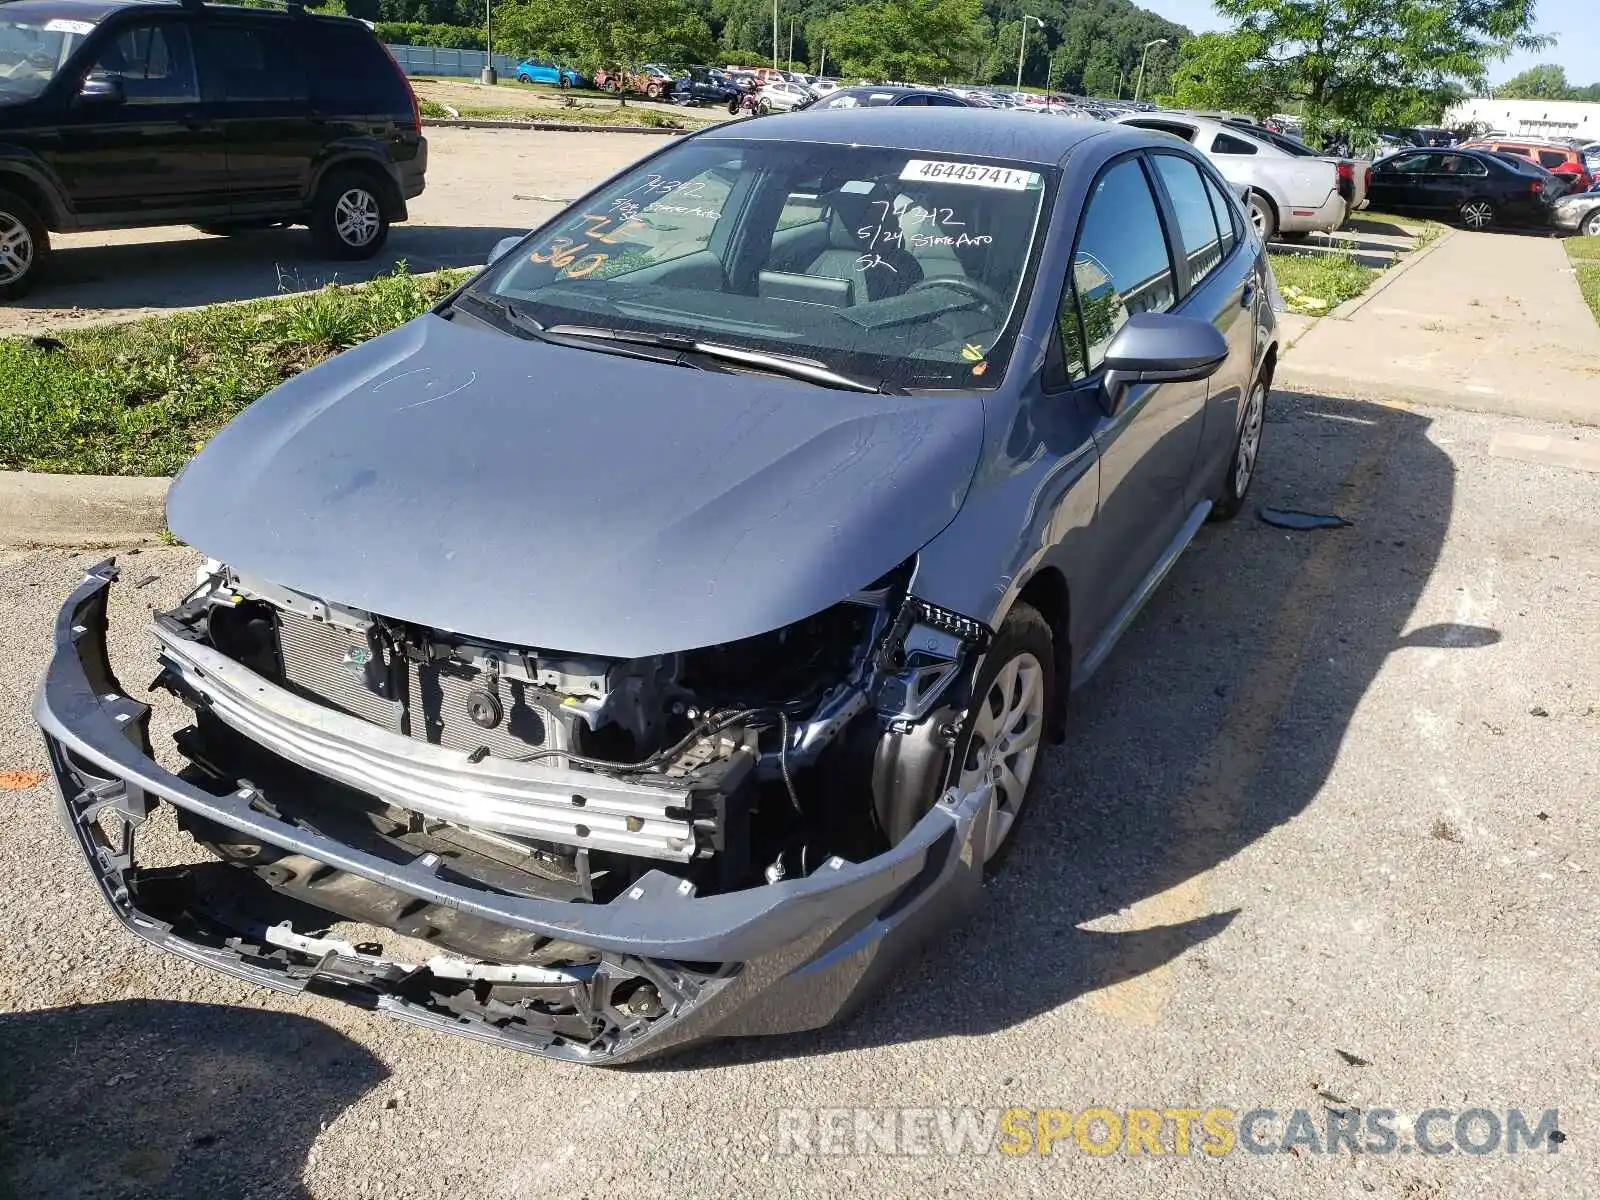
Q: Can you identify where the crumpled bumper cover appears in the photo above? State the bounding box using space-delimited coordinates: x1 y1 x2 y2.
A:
33 562 988 1064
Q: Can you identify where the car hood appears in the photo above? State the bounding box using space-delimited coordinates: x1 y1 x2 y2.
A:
167 312 986 657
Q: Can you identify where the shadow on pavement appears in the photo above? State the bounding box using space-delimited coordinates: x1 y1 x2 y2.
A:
663 390 1493 1068
17 223 525 315
0 999 386 1198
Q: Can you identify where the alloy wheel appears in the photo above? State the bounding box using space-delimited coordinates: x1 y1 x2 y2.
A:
334 188 381 248
1235 380 1266 497
0 210 33 286
1461 200 1494 230
1584 209 1600 238
1250 203 1268 237
957 651 1046 862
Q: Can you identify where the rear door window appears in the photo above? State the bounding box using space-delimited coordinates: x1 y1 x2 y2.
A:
305 23 406 112
1537 150 1568 169
1151 153 1223 288
197 21 307 102
1210 131 1259 156
1202 171 1239 256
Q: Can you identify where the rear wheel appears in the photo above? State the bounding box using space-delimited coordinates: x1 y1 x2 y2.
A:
310 170 389 259
558 75 571 89
1210 374 1267 522
0 189 48 302
1248 191 1278 241
1459 198 1496 230
517 72 532 84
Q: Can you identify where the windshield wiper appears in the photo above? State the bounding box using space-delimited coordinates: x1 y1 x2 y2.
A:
544 325 890 393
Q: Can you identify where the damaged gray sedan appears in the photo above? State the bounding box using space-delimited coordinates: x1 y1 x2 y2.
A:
35 111 1278 1062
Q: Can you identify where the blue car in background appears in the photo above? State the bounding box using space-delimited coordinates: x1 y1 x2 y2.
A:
515 59 585 88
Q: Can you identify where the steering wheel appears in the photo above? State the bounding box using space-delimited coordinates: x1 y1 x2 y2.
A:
907 275 1006 313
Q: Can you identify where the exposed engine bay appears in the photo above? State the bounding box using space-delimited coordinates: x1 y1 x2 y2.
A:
148 560 992 967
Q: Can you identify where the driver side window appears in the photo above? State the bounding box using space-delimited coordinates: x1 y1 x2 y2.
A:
89 21 198 105
1052 156 1176 385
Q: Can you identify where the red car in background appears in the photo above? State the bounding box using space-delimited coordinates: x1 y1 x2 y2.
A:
1462 139 1593 194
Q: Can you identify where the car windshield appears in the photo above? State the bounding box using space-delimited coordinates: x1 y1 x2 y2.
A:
0 14 93 102
469 137 1053 390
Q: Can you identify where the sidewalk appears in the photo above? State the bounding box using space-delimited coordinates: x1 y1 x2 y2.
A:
1279 228 1600 426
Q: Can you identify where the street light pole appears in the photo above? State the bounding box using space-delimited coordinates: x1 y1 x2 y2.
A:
788 18 794 71
772 0 779 72
1134 37 1167 103
480 0 496 85
1015 13 1041 92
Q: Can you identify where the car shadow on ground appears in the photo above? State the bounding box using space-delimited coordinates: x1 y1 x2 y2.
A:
16 224 525 316
0 999 386 1198
657 389 1498 1069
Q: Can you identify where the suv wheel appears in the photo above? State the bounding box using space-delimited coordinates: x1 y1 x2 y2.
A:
0 190 49 301
311 171 389 259
1459 198 1496 230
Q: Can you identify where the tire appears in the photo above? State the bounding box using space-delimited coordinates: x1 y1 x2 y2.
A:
0 188 49 302
1459 198 1496 231
646 83 662 99
757 100 771 116
558 76 571 89
1582 207 1600 238
309 170 389 260
727 97 741 115
1210 372 1268 522
949 603 1055 871
1248 191 1278 241
517 73 532 85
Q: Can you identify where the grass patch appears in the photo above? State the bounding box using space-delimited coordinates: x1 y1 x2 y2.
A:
0 265 467 477
1567 235 1600 326
1268 250 1381 315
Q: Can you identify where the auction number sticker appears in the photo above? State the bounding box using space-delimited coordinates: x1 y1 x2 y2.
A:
44 18 96 33
900 160 1039 190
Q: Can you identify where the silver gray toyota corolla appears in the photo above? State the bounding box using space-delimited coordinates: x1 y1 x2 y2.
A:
36 110 1278 1063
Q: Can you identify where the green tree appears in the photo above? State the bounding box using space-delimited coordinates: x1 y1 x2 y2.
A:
1164 30 1280 115
808 0 987 83
496 0 714 74
1209 0 1547 131
1496 63 1572 99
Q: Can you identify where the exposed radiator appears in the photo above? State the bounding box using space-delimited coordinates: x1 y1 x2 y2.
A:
275 610 563 760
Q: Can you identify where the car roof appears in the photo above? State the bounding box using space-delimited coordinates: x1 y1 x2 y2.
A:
700 108 1142 167
1 0 363 21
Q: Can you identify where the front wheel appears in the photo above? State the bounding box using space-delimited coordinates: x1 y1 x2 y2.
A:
558 76 571 89
952 604 1055 870
1582 207 1600 238
1210 375 1267 521
0 189 49 302
310 171 390 260
1459 198 1496 231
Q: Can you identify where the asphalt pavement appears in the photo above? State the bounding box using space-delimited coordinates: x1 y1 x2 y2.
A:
2 391 1595 1198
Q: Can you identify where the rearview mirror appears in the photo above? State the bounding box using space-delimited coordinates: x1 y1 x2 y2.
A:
78 73 125 105
486 235 523 266
1099 312 1230 413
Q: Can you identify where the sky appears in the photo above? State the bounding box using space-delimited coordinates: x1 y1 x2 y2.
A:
1141 0 1599 86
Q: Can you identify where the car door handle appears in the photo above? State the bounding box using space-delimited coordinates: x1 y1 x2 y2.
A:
1240 281 1256 309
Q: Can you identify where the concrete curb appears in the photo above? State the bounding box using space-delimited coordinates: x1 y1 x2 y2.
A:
1273 369 1600 428
1326 225 1458 320
427 118 689 136
0 471 170 549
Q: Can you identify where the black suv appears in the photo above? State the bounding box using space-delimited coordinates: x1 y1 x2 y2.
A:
0 0 427 299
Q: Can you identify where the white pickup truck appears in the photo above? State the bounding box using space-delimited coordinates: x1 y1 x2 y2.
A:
1115 112 1351 240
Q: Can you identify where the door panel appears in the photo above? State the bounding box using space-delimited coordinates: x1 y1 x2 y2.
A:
194 19 320 214
46 18 226 218
1059 155 1203 643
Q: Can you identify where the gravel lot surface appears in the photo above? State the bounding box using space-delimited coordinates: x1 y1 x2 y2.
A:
2 391 1595 1197
0 128 660 335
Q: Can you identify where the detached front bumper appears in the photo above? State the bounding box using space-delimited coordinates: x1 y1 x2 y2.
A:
34 563 986 1064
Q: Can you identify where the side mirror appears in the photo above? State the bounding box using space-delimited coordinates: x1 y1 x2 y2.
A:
79 73 125 105
486 234 523 266
1099 312 1230 414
